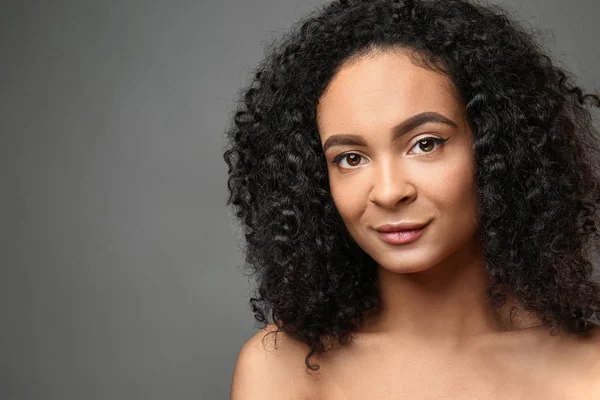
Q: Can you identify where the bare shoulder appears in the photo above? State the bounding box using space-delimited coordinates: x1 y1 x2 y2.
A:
574 322 600 394
231 323 320 400
539 321 600 397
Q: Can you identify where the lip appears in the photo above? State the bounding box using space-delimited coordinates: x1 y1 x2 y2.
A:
374 220 431 245
376 226 426 245
374 221 430 232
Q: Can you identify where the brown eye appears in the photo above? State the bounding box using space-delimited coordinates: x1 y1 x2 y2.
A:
421 139 434 152
410 137 448 155
345 154 362 166
332 153 366 169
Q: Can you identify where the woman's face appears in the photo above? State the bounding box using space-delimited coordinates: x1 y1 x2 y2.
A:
316 49 480 274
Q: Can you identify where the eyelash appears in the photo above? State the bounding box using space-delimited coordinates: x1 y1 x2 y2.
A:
331 136 449 168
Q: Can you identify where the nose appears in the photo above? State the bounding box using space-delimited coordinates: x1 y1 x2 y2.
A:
368 158 417 208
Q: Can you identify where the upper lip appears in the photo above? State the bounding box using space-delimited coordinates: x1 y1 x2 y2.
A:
374 221 430 232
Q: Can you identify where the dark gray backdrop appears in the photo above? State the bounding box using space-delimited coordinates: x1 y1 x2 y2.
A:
1 0 598 399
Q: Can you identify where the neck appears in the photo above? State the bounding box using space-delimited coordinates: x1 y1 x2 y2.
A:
359 238 513 350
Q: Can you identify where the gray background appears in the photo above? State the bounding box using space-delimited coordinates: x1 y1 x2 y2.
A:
1 0 598 399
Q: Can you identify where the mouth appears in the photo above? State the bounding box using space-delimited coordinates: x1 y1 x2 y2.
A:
374 221 431 245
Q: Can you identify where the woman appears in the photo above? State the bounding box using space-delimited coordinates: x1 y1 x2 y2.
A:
224 0 600 397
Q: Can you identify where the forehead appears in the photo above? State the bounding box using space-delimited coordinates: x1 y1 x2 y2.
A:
316 49 462 134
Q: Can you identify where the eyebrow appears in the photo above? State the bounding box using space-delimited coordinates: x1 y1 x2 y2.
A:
321 111 459 153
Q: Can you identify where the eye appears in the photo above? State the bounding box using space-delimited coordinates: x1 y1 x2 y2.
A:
409 136 449 155
331 136 449 170
332 152 368 169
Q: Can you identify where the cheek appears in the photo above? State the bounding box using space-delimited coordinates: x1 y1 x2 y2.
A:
329 176 369 222
433 158 478 223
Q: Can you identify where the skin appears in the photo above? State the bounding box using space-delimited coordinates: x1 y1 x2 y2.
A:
312 48 599 398
317 47 509 348
230 48 600 399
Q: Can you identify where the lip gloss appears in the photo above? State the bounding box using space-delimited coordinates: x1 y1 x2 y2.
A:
377 228 424 244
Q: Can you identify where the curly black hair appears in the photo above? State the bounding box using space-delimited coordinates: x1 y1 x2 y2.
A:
222 0 600 372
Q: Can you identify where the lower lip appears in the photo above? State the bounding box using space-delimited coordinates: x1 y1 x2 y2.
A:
377 227 425 244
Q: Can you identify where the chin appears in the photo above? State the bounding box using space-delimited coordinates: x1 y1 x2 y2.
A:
370 241 451 274
377 258 437 274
